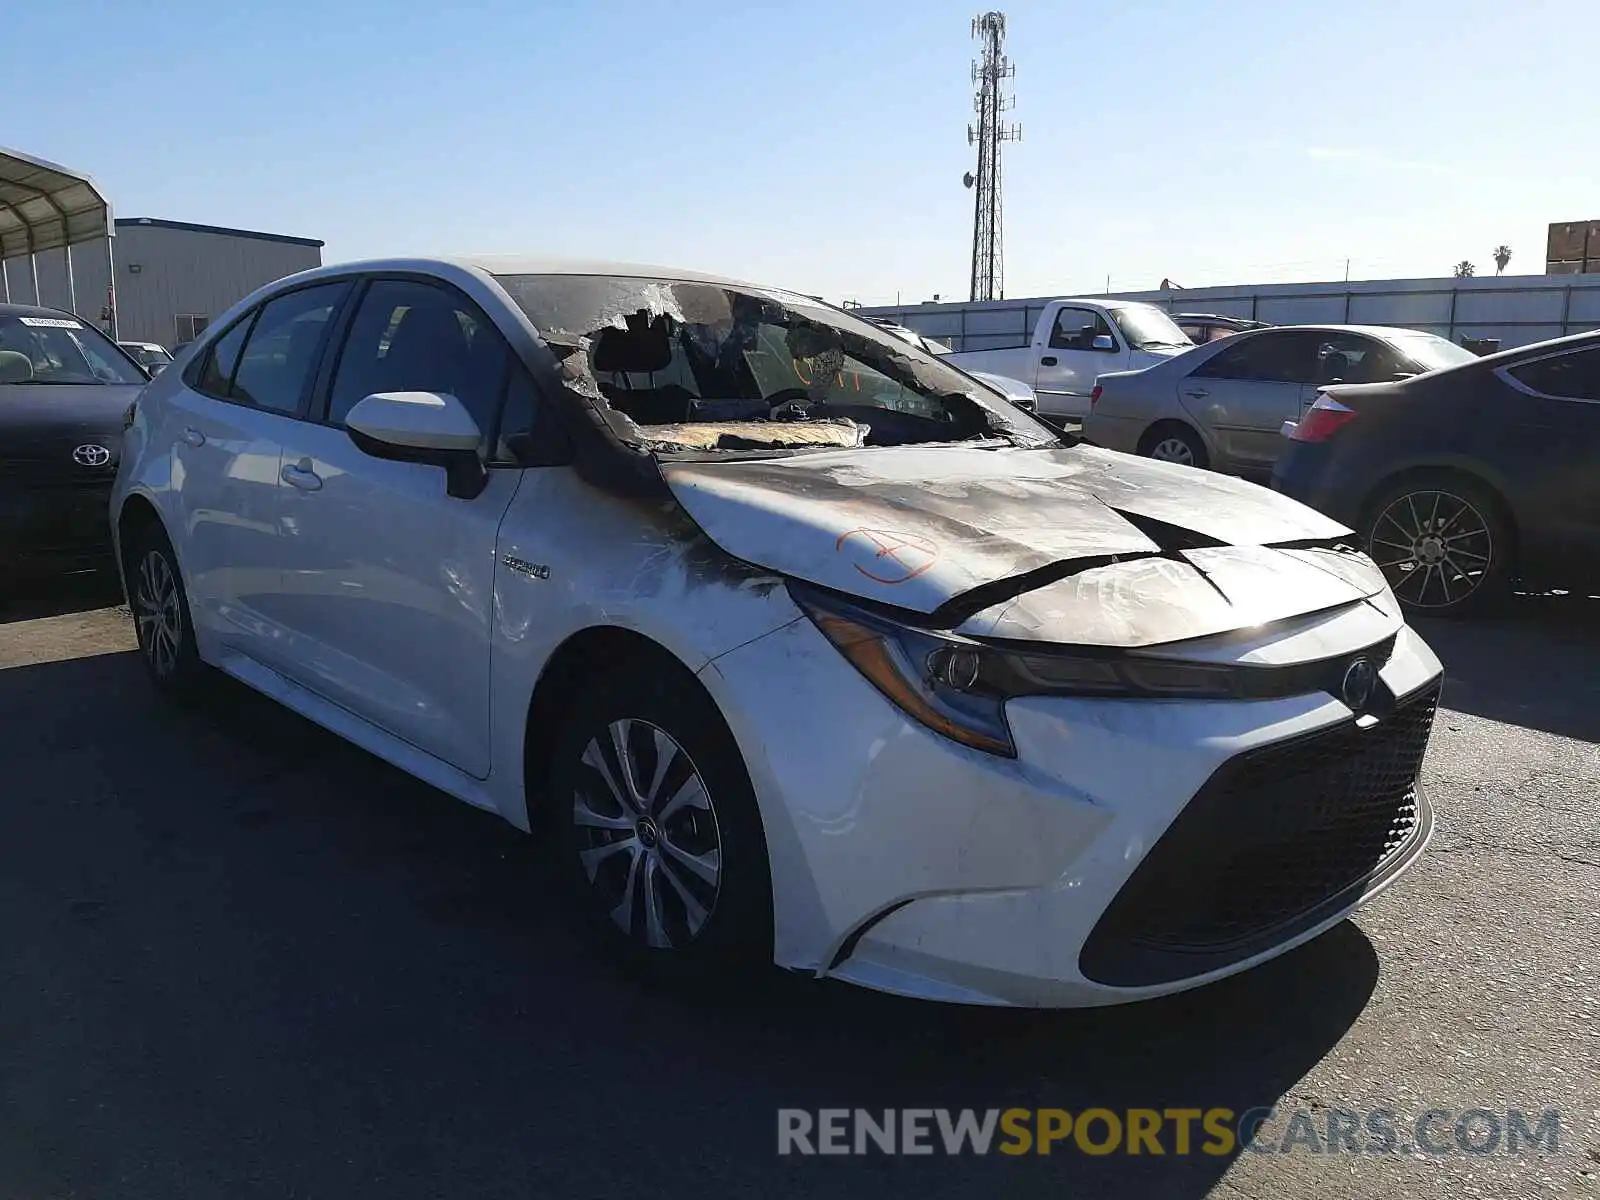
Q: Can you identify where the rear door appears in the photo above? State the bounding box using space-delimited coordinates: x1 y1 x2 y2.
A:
1182 329 1326 470
1496 343 1600 577
166 282 351 666
1035 305 1125 416
268 275 522 777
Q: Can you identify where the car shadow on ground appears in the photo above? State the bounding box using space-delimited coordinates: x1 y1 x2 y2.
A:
0 570 123 624
0 648 1379 1199
1413 592 1600 743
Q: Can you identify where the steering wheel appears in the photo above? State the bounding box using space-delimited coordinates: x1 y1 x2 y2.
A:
765 387 820 419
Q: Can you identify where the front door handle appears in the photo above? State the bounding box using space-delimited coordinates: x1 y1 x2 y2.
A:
1184 388 1210 399
182 426 205 447
280 459 323 491
1040 356 1058 366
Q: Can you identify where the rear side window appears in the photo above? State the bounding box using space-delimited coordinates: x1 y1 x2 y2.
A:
1508 346 1600 401
230 284 349 414
194 316 255 399
1196 330 1323 384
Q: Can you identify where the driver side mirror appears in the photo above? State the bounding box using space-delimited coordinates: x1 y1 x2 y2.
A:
345 391 489 499
1092 334 1115 351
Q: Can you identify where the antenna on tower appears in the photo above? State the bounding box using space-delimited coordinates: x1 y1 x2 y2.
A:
966 11 1019 302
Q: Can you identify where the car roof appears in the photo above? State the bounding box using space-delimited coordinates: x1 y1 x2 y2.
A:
0 301 77 320
303 255 760 290
1228 323 1454 340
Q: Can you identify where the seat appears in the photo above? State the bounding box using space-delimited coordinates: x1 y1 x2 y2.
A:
590 312 694 425
0 349 34 383
381 303 471 396
1319 350 1355 384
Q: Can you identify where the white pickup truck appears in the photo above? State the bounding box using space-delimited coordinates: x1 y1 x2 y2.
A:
942 298 1197 422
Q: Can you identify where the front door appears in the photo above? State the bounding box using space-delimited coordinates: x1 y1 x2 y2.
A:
1496 343 1600 579
270 277 521 778
1034 305 1127 416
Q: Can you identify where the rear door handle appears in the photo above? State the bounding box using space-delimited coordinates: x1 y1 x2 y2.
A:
182 427 205 447
1040 356 1058 366
1184 388 1210 399
280 459 323 491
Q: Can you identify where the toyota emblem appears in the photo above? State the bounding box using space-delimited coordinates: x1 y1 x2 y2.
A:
72 443 112 467
1341 657 1377 712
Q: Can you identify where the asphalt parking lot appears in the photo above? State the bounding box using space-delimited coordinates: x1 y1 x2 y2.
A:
2 575 1596 1199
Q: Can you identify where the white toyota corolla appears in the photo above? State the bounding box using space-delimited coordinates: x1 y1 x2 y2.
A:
111 257 1442 1007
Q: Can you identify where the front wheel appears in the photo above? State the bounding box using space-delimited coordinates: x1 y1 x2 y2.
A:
548 665 773 967
1361 474 1512 616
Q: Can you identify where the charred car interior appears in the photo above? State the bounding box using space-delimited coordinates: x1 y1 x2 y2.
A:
492 275 1059 455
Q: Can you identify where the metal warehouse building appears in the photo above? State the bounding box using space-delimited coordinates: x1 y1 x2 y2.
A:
4 215 323 350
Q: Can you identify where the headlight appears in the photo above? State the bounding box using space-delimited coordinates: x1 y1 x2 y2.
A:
788 582 1250 759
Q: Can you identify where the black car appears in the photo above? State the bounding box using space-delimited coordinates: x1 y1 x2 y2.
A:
1 302 149 579
1272 329 1600 615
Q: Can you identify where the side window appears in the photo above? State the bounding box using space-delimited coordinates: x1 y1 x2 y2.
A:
231 284 349 414
1049 308 1116 352
1508 347 1600 401
495 365 570 464
326 279 511 437
194 314 255 399
1196 331 1320 383
1315 335 1401 385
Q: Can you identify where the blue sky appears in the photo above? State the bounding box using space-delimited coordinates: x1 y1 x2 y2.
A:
5 0 1595 304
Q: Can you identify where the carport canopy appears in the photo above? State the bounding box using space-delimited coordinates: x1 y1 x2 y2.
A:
0 145 112 259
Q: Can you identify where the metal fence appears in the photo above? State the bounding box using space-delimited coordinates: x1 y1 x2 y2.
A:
859 273 1600 354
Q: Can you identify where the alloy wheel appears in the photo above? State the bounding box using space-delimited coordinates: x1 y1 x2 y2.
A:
1367 489 1494 609
1149 436 1196 466
133 548 183 678
573 719 723 950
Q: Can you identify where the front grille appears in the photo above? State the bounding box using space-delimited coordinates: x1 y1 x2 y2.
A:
0 450 117 491
1080 681 1439 987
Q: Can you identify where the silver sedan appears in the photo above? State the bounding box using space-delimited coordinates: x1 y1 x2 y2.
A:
1084 324 1478 476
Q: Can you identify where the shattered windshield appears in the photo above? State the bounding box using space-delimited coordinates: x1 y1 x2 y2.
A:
493 274 1057 452
1110 304 1194 351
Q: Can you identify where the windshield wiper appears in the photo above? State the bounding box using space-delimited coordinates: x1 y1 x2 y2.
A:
0 378 107 386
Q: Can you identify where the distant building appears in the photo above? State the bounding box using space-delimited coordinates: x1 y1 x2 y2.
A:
1 216 323 350
1546 220 1600 275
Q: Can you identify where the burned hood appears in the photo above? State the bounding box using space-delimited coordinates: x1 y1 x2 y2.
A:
660 444 1391 647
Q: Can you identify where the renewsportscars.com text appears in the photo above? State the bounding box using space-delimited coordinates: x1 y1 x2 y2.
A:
777 1107 1562 1157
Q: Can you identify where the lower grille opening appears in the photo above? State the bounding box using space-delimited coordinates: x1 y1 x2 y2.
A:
1080 682 1439 987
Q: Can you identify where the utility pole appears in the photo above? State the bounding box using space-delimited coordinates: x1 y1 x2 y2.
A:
964 12 1020 302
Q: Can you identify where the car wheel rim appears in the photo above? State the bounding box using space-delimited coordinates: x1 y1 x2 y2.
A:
1367 489 1493 609
1150 437 1195 465
133 549 183 677
572 719 722 949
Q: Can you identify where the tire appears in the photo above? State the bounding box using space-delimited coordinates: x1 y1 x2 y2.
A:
124 522 209 698
547 663 773 971
1360 472 1512 617
1138 421 1210 470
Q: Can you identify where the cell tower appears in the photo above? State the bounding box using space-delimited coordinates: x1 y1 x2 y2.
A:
964 11 1019 302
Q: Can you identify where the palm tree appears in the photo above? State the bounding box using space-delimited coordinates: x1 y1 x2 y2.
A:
1453 260 1476 278
1493 245 1512 275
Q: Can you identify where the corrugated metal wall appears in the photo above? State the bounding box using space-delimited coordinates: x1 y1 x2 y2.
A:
0 222 322 347
861 274 1600 354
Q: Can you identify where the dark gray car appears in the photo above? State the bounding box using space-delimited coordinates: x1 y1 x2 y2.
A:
1 303 147 576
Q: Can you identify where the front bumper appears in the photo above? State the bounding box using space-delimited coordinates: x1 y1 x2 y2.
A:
702 614 1443 1007
1 484 116 578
